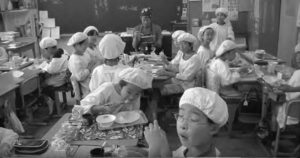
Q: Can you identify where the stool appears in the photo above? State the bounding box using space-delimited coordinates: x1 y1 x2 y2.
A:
53 82 73 115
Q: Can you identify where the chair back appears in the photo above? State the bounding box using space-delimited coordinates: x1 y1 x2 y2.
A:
285 99 300 122
70 74 82 102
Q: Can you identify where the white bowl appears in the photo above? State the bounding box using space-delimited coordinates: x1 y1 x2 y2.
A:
12 70 24 78
96 114 116 128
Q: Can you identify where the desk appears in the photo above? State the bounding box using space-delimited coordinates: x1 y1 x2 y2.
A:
0 40 36 58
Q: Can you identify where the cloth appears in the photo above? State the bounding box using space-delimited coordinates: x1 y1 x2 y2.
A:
43 53 69 87
98 34 125 59
207 58 240 93
39 37 57 49
67 32 88 46
0 127 18 149
172 30 185 41
215 7 228 16
209 23 235 52
68 53 92 97
215 40 237 57
172 146 221 158
197 25 214 41
170 50 183 65
89 64 129 91
197 45 213 68
177 32 197 44
80 82 140 114
179 87 228 127
295 43 300 52
277 70 300 128
118 67 153 89
86 47 104 68
83 26 99 35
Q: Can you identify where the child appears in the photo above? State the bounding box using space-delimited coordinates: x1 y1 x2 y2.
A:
163 30 185 65
83 26 104 67
68 32 93 97
89 34 129 92
156 33 201 95
209 8 235 52
206 40 246 93
144 87 228 157
197 25 215 68
0 127 18 157
81 67 153 115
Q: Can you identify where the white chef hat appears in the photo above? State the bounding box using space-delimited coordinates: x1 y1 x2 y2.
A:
177 32 197 44
179 87 228 127
39 37 57 49
67 32 88 46
83 26 99 35
215 40 237 57
98 34 125 59
118 67 153 89
197 25 214 40
172 30 185 40
215 7 228 16
295 43 300 53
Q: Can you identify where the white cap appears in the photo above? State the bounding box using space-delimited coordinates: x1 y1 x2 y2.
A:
177 32 197 44
98 34 125 59
83 26 99 35
172 30 185 40
197 25 214 40
67 32 88 46
179 87 228 127
39 37 57 49
295 43 300 53
215 7 228 16
118 68 153 89
215 40 237 57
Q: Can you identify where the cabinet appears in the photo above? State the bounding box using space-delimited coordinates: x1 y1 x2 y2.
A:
0 0 39 58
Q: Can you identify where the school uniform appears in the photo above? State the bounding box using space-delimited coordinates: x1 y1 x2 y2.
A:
209 22 235 52
0 127 18 149
197 45 214 68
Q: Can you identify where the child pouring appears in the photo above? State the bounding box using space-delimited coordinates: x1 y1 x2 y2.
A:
144 87 228 157
68 32 93 97
81 67 153 115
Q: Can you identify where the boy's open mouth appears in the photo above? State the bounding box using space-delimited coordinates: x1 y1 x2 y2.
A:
180 134 188 141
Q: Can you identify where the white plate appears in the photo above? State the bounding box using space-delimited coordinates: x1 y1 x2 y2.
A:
115 111 140 124
12 70 24 78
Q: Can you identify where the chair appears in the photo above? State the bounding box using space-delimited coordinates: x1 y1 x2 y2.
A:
70 74 82 105
18 75 47 125
273 99 300 157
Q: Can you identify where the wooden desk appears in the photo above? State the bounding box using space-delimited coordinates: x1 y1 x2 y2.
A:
0 68 40 85
0 40 36 58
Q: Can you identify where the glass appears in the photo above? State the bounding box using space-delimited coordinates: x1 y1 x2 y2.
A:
173 113 208 125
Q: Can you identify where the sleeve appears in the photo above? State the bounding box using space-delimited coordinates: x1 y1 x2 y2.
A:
0 127 18 148
197 49 210 68
170 51 182 65
89 68 98 92
69 57 90 82
43 58 63 74
217 61 240 86
175 57 200 81
80 88 107 113
227 25 235 40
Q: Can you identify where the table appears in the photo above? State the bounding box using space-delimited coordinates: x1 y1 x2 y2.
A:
0 40 36 58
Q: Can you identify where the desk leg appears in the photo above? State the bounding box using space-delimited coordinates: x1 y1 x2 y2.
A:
31 43 36 58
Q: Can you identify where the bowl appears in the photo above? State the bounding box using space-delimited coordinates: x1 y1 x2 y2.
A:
96 114 116 128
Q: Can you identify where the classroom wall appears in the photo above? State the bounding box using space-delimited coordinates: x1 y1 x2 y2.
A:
38 0 182 34
277 0 300 65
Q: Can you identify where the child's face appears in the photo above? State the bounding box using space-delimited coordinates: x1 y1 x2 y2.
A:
179 41 191 53
42 49 53 60
88 34 98 45
202 29 214 43
226 50 236 61
173 39 180 48
120 83 142 103
216 13 226 24
141 16 151 27
176 104 214 148
74 40 88 53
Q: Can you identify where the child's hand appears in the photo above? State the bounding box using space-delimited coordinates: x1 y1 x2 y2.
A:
278 84 292 92
0 143 12 157
156 69 167 76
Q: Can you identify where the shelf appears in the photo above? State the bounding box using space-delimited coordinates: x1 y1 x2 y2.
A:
0 9 36 14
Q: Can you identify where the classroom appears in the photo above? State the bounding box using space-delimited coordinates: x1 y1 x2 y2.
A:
0 0 300 157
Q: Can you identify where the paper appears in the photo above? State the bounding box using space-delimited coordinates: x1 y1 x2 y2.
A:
220 0 239 21
202 0 220 12
42 28 51 38
41 18 56 28
51 27 60 39
39 11 48 19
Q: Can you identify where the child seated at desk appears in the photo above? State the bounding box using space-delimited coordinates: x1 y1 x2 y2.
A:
0 127 18 157
89 34 129 92
144 87 228 157
81 67 153 115
68 32 93 98
161 30 185 64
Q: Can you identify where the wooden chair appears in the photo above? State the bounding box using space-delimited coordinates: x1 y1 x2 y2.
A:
70 74 82 105
273 99 300 157
19 75 47 125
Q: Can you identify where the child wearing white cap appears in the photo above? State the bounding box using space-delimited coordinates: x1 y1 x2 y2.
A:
68 32 93 97
156 32 201 95
144 87 228 157
83 26 104 68
89 34 129 92
209 7 235 52
197 25 215 68
164 30 185 65
0 127 18 157
81 67 153 114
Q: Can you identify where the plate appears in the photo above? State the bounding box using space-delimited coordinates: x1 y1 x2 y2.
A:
115 111 140 124
12 70 24 78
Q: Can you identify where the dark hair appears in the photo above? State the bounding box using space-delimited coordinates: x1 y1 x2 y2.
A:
45 45 57 50
291 52 300 69
53 48 64 58
141 7 152 17
104 57 120 65
77 39 87 45
87 30 99 36
119 80 128 88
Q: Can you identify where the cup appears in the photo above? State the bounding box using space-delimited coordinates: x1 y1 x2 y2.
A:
90 148 104 157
